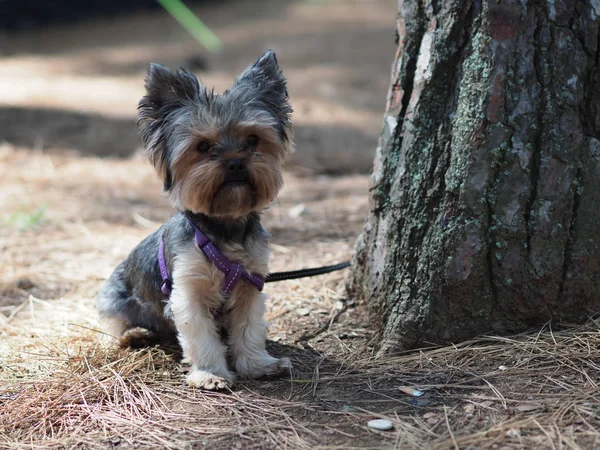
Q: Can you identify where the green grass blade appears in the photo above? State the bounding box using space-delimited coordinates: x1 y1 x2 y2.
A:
156 0 223 53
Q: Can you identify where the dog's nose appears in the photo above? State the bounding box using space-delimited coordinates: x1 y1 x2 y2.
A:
226 159 246 173
224 159 248 183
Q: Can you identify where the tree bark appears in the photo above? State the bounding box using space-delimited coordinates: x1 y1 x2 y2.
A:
350 0 600 354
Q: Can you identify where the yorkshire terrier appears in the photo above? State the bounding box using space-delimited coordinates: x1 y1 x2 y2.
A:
97 51 293 390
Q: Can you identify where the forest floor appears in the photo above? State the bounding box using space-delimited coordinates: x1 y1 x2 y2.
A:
2 1 600 449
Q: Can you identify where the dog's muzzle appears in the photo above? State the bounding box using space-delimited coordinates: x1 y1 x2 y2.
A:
223 159 249 184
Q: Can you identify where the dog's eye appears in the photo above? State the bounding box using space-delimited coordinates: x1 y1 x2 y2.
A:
197 140 212 153
246 135 260 148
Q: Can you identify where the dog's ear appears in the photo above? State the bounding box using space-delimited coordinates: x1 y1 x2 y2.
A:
138 63 202 190
230 50 293 144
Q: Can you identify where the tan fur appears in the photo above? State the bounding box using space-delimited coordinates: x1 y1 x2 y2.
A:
119 327 155 349
188 123 220 143
168 126 287 219
169 154 225 214
234 123 295 160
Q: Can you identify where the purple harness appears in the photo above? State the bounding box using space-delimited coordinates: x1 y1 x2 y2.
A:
158 217 265 300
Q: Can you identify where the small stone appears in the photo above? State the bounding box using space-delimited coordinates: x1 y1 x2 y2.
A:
506 428 520 438
288 204 307 218
516 403 541 411
338 331 358 339
399 386 425 396
367 419 393 431
295 307 311 316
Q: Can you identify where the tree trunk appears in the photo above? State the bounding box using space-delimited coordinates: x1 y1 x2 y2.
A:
350 0 600 354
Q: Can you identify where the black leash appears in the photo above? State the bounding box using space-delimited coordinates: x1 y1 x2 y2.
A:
265 261 351 283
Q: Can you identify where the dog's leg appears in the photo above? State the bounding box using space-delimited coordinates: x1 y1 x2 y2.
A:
170 254 234 390
171 287 233 389
227 289 291 379
97 262 171 348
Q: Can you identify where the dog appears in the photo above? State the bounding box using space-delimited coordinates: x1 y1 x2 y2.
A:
97 50 293 390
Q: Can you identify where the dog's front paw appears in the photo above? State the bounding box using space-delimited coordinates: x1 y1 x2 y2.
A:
187 369 234 390
236 355 292 379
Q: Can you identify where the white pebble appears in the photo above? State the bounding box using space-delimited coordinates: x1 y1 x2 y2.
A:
295 307 312 316
367 419 393 431
288 204 307 218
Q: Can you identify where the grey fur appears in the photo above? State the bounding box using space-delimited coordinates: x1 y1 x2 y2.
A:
137 64 201 191
97 212 266 347
228 50 293 143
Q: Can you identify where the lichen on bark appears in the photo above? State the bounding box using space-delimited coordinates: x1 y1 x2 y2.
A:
350 0 600 354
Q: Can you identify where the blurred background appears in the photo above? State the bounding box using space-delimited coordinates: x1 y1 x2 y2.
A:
0 0 396 339
0 0 396 174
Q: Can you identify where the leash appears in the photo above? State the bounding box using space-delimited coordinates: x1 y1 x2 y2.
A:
265 261 351 283
158 219 351 299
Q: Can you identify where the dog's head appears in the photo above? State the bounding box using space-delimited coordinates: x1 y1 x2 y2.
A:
138 50 293 219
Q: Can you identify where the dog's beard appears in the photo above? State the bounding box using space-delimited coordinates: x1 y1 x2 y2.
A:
248 157 282 210
169 158 282 219
209 182 256 218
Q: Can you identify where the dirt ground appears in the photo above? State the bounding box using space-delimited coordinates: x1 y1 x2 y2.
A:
2 1 600 449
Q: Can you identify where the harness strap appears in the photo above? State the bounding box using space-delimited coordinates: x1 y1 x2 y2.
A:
185 217 265 294
158 238 172 297
157 219 265 300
